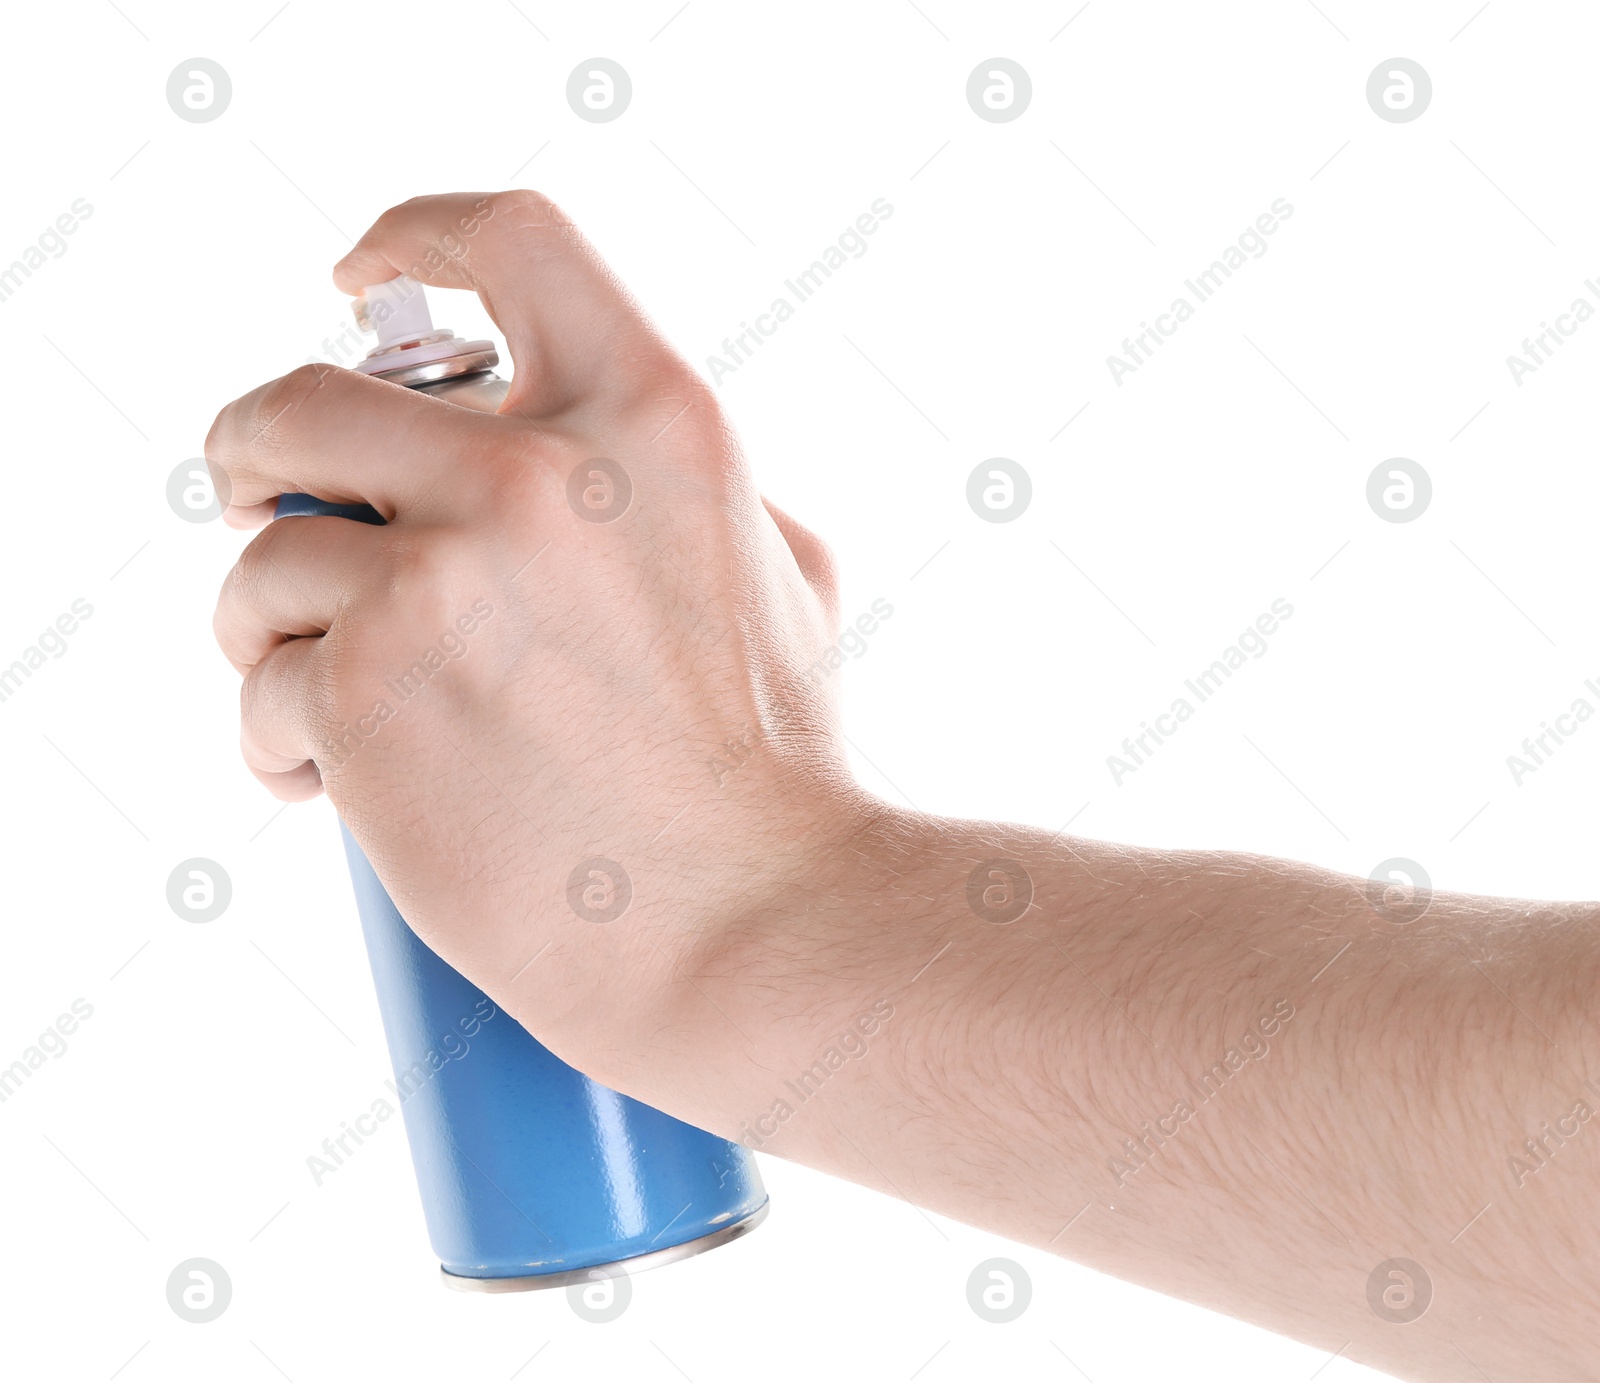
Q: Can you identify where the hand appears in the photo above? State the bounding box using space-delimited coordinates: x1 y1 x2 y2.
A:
206 191 870 1073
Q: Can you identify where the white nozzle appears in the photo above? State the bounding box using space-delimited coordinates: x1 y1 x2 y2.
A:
355 276 436 348
350 275 496 380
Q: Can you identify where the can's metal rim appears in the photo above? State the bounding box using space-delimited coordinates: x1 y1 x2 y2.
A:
368 348 500 390
438 1200 770 1294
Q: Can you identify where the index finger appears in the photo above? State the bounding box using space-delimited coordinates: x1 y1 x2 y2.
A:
205 361 524 519
333 191 687 418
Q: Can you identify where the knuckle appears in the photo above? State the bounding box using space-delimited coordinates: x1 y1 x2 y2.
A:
243 639 333 740
238 658 267 722
619 360 724 451
230 518 292 599
202 409 229 468
207 366 338 492
254 363 333 439
203 407 250 499
239 654 287 739
385 528 475 620
649 353 714 404
496 187 565 224
383 194 434 229
472 426 559 512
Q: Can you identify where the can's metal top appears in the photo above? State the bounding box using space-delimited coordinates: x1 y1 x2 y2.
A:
353 275 497 386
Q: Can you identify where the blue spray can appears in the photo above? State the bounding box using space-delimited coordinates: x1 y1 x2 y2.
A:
275 278 768 1290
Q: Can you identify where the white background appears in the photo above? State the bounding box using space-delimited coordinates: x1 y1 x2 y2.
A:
1 1 1594 1379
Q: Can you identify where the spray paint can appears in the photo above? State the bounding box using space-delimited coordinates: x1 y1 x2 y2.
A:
275 277 768 1290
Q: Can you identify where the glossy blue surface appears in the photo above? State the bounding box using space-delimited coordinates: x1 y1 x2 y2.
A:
275 490 767 1279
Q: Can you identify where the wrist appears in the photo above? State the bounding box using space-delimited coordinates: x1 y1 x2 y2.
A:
641 796 1001 1150
612 788 923 1124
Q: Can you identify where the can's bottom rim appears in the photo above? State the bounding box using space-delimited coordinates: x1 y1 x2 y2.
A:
438 1200 770 1294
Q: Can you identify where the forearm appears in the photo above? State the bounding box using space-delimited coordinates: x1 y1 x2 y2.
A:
625 799 1599 1381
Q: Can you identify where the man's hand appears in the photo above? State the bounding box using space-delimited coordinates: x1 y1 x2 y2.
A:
206 190 866 1066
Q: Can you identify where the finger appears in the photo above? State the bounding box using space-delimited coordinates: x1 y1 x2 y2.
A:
214 515 392 673
240 636 327 785
205 361 524 519
763 497 840 629
223 500 278 531
247 758 324 803
332 191 686 418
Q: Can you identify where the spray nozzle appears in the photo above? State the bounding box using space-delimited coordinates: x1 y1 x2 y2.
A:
351 276 497 383
354 276 438 347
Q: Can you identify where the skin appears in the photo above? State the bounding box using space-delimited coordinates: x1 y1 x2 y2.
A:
208 191 1599 1381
